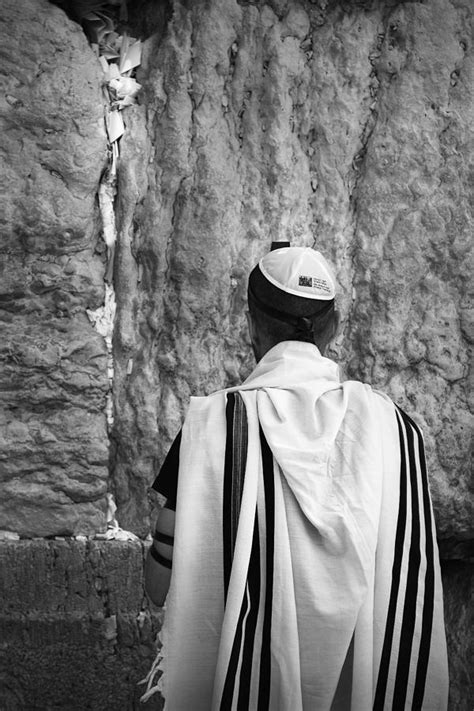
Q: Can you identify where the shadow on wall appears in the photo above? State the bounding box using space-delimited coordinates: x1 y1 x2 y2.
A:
49 0 173 44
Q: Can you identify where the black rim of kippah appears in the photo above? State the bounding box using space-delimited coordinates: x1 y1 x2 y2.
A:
248 269 334 333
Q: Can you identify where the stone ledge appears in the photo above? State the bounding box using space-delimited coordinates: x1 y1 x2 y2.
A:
0 540 472 710
0 539 162 711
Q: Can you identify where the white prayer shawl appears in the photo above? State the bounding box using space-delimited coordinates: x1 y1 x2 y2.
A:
148 341 448 710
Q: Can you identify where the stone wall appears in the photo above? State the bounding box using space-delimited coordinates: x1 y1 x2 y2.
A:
0 540 471 710
0 0 473 708
112 0 473 548
0 540 161 710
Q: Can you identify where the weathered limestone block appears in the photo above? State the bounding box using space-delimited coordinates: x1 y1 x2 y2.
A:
0 0 109 536
0 540 161 710
112 0 473 546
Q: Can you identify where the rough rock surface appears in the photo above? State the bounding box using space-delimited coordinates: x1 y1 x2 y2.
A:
345 0 474 543
112 0 473 543
0 540 162 710
442 560 474 711
0 0 109 535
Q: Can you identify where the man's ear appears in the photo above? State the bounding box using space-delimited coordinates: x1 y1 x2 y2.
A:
246 311 254 341
246 311 263 362
315 308 339 355
331 309 340 339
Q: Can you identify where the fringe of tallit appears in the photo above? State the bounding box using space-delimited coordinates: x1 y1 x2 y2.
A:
139 608 167 703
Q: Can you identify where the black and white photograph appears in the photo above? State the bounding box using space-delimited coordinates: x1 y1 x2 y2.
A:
0 0 472 709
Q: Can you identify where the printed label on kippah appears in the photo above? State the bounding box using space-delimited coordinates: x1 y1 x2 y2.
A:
298 275 331 293
313 278 331 293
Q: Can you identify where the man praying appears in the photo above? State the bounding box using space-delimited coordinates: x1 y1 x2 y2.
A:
143 245 448 711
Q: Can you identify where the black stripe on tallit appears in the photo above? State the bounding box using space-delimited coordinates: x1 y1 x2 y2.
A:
392 409 422 708
223 393 236 600
373 408 409 710
258 426 275 711
220 582 249 709
223 392 248 602
237 515 261 710
403 411 435 709
232 394 248 558
220 510 261 710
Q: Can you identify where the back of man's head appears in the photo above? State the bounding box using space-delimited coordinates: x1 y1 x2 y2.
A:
247 245 337 358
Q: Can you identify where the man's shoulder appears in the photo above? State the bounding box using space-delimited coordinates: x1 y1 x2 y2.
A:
341 380 424 432
184 389 230 423
339 379 399 418
341 378 394 402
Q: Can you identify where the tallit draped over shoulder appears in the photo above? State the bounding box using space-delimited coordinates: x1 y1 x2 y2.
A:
145 341 448 711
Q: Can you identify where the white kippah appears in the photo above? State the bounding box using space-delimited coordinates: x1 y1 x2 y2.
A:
259 247 336 300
